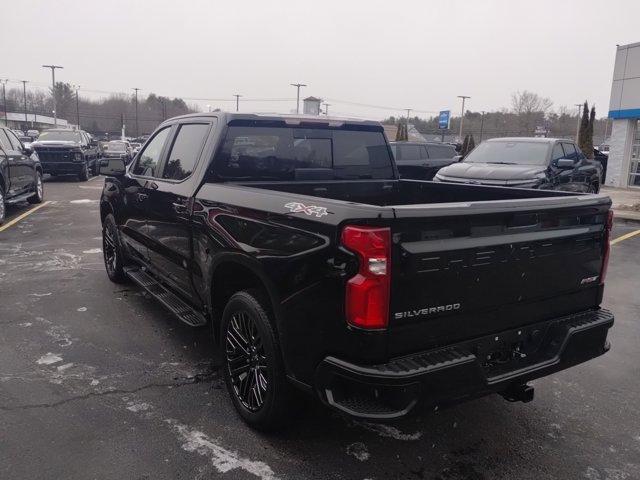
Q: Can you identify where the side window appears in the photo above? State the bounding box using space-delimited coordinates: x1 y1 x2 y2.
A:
0 130 12 151
399 145 421 161
551 143 564 161
562 143 577 161
6 130 23 151
428 145 456 158
162 123 211 181
132 127 171 177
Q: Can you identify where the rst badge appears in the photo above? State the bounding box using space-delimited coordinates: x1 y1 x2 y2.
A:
284 202 328 218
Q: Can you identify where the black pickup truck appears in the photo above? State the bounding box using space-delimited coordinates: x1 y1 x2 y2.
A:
32 128 101 181
99 113 614 430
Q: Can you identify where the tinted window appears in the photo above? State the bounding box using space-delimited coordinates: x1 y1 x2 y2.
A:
562 143 577 160
398 144 421 161
106 142 127 152
6 130 23 150
426 145 456 158
132 127 171 177
162 123 210 180
212 126 393 181
551 143 564 161
464 141 550 166
0 130 12 151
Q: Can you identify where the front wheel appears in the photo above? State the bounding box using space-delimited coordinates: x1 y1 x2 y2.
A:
27 171 44 204
102 214 127 283
0 185 6 225
78 161 89 181
221 290 294 430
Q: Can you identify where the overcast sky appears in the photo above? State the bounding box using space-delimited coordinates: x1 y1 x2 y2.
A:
2 0 639 120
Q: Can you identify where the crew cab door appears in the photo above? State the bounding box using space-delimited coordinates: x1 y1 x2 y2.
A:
121 126 172 262
0 129 31 193
144 121 213 304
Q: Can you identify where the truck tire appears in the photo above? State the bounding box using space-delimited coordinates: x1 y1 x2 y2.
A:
102 213 127 283
78 161 90 181
0 184 6 225
27 171 44 204
221 289 294 430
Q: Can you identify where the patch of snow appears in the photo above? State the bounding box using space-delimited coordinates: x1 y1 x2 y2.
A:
166 419 279 479
77 307 87 312
19 322 33 327
346 442 369 461
57 363 74 371
126 402 152 412
90 379 100 386
82 248 102 254
36 353 63 365
70 199 97 204
29 292 52 297
357 421 422 441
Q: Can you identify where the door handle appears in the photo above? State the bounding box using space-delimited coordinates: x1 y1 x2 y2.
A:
148 181 158 190
137 193 148 202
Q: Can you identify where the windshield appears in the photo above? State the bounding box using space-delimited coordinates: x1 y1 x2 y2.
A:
464 141 550 166
212 124 394 181
105 142 126 151
38 131 82 142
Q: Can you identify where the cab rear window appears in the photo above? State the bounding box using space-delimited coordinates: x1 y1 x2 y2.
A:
211 125 394 181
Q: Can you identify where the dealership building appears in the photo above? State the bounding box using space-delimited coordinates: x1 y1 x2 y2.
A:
607 41 640 188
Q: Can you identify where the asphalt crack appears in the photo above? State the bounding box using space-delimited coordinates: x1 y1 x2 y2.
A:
0 370 219 412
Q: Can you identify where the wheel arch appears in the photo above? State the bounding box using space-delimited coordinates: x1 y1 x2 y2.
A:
208 255 282 343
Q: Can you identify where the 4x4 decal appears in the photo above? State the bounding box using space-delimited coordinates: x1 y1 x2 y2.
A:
284 202 328 218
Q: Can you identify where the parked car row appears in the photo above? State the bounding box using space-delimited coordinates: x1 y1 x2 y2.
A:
393 137 606 193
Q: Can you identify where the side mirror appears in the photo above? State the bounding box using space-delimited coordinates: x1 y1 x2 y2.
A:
23 145 34 155
556 158 575 169
99 157 126 176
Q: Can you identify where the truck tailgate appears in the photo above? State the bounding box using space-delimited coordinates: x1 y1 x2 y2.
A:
388 195 611 357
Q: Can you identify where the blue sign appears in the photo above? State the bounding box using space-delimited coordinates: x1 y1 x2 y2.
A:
438 110 450 129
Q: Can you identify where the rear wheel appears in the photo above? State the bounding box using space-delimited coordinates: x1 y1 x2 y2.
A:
78 161 89 181
221 290 294 430
102 214 127 283
27 171 44 204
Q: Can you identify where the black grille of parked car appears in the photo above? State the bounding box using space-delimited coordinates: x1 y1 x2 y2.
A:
34 149 73 163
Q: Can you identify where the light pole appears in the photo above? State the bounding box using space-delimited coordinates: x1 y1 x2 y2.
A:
233 94 242 112
323 103 330 115
290 83 306 114
42 64 63 126
206 104 211 113
479 111 486 142
1 79 7 126
574 103 582 143
405 108 412 136
457 95 470 140
133 88 140 138
73 84 81 128
21 80 28 125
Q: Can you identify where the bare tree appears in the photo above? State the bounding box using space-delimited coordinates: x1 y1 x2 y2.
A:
511 90 553 135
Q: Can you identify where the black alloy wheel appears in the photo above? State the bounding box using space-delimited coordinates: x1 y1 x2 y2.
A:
226 310 269 411
221 290 294 430
0 186 5 224
28 172 44 204
102 214 127 283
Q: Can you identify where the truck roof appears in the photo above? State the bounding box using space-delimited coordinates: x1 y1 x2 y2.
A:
166 111 383 128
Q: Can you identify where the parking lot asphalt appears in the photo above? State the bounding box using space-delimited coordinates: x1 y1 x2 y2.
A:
1 176 639 480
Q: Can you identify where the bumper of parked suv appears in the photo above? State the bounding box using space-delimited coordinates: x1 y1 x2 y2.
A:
314 308 613 419
41 161 86 175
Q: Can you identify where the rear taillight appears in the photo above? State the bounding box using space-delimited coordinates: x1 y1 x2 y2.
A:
341 225 391 330
600 210 614 285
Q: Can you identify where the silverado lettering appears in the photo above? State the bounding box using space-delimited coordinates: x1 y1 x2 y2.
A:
394 303 461 319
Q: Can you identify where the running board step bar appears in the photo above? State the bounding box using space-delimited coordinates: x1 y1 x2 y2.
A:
124 266 207 327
